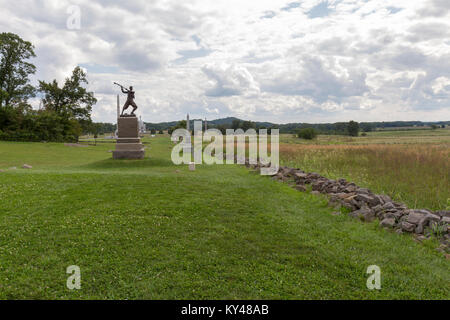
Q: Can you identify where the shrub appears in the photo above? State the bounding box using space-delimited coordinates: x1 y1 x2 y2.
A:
297 128 317 140
347 121 360 137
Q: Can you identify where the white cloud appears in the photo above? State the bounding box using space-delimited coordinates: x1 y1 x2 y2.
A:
0 0 449 123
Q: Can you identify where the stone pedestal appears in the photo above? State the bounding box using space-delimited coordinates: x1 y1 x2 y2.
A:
112 116 145 159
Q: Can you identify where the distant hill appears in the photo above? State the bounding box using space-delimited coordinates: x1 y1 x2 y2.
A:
143 118 450 134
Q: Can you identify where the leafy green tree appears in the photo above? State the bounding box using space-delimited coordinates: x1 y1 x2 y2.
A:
242 120 255 131
231 119 241 130
0 32 36 107
347 120 360 136
38 66 96 122
297 127 317 140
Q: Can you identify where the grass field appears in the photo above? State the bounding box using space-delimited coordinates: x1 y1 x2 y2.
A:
280 130 450 211
0 136 449 299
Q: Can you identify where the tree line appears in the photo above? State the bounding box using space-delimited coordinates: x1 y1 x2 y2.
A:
0 32 97 142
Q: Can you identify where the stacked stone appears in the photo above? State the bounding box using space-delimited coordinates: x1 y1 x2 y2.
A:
244 161 450 253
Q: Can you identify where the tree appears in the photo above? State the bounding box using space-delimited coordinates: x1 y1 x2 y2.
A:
347 120 360 137
0 33 36 107
231 119 241 130
360 123 373 132
242 120 255 131
297 127 317 140
38 66 96 122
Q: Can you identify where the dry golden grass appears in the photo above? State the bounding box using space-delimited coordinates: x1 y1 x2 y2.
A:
280 143 450 210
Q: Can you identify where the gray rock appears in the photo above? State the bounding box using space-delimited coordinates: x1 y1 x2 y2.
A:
344 185 357 193
413 209 433 215
22 164 32 169
355 194 379 206
356 188 371 194
435 211 450 218
401 221 416 232
350 207 373 220
9 167 17 170
414 234 428 242
380 218 396 228
311 191 321 196
363 210 376 222
294 172 308 179
295 185 307 192
382 202 395 210
378 194 392 204
442 216 450 224
372 204 383 213
407 212 427 225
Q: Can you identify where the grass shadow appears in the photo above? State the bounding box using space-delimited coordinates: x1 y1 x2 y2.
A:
79 156 175 170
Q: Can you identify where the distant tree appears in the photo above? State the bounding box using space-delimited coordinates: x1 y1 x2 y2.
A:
38 66 96 123
442 124 446 128
216 124 227 135
242 120 256 131
297 127 317 140
159 129 164 134
150 128 156 134
360 123 373 132
347 121 360 137
0 32 36 107
430 124 438 130
231 119 241 130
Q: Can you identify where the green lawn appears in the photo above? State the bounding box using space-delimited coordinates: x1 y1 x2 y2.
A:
0 137 448 299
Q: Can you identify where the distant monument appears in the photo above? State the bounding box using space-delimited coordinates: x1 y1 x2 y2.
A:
112 83 145 159
139 116 146 134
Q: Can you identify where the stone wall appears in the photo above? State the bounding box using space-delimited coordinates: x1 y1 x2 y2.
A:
244 160 450 254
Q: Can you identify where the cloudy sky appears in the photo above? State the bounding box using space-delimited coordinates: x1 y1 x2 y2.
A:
1 0 449 123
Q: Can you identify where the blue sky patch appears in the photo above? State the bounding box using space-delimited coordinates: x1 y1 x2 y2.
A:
308 1 331 18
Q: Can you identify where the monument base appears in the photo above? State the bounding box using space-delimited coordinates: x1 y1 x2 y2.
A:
113 116 146 160
112 150 145 159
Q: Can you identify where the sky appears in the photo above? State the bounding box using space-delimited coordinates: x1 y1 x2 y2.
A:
1 0 449 124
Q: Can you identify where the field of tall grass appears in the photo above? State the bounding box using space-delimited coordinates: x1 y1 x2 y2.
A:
280 138 450 211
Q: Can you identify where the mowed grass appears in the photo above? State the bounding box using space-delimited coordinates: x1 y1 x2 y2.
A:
0 137 449 299
280 131 450 211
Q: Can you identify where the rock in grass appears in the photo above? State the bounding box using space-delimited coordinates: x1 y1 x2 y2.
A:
435 211 450 218
22 164 32 169
295 185 307 192
9 167 17 170
401 221 416 232
380 218 396 228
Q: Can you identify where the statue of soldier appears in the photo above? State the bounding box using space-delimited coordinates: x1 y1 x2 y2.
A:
114 82 138 116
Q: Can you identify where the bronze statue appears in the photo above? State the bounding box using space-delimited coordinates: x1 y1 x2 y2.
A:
114 82 138 116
